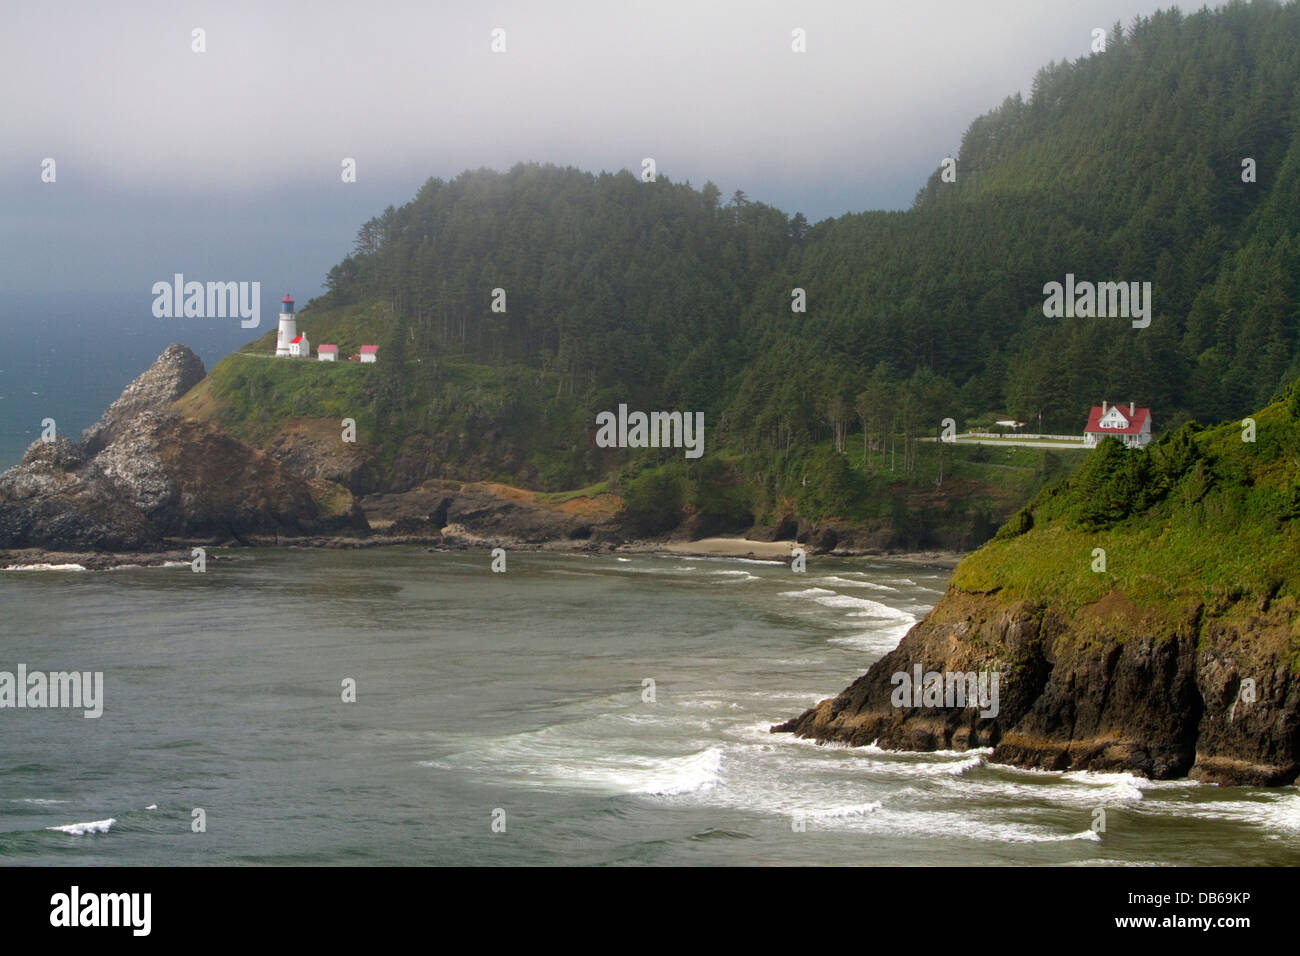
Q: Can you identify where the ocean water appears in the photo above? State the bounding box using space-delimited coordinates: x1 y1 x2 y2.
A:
1 548 1299 866
0 292 273 470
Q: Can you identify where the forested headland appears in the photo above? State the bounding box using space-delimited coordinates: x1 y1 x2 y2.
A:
187 0 1300 550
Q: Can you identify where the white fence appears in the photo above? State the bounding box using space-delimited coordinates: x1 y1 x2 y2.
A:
964 432 1084 442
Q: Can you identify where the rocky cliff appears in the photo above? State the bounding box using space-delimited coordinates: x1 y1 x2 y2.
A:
772 587 1300 786
360 479 619 546
81 344 206 455
0 345 368 554
775 388 1300 786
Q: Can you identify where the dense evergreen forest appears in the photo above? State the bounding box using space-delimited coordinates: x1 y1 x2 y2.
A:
204 0 1300 546
318 2 1300 436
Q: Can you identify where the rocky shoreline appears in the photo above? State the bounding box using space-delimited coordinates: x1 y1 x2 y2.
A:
771 585 1300 788
0 346 367 557
0 530 965 571
0 345 969 573
1 548 194 572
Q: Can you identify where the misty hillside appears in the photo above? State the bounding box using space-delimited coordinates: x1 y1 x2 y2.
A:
189 0 1300 545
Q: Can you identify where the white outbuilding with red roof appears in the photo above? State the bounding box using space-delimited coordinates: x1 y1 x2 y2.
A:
318 344 338 362
359 345 378 364
1084 401 1151 449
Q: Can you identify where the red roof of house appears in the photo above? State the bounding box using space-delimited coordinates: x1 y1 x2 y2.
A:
290 335 303 344
318 344 337 351
359 345 378 354
1085 404 1149 435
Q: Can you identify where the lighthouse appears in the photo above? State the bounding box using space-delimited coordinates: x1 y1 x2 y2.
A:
275 294 297 357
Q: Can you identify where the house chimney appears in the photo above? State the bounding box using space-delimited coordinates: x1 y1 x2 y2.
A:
1129 401 1135 416
1101 400 1107 414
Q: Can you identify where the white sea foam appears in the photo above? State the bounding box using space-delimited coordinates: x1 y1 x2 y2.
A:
610 564 697 575
430 717 727 797
816 595 915 619
536 745 725 796
773 734 992 777
1060 770 1151 801
47 818 115 835
1050 829 1103 842
4 563 87 572
681 750 1105 844
809 801 883 819
677 698 742 711
799 804 1104 843
944 754 987 776
839 597 916 617
1011 825 1103 843
814 593 879 609
779 587 836 598
812 576 897 591
632 747 725 795
1154 793 1300 832
827 622 915 652
933 773 1148 808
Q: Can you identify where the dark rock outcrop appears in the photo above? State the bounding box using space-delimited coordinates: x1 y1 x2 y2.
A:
773 587 1300 786
81 344 206 455
361 480 609 544
0 437 163 551
356 481 618 548
0 345 368 553
265 422 379 493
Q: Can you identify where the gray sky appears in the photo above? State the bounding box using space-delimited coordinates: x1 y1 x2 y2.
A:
2 0 1179 302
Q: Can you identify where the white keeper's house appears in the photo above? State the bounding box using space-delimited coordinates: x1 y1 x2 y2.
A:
1084 401 1152 449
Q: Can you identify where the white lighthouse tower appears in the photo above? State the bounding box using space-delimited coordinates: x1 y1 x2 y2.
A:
275 294 297 357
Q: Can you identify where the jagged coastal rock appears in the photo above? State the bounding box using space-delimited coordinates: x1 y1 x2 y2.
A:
772 588 1300 786
0 437 162 551
360 480 615 546
0 345 368 554
81 343 206 455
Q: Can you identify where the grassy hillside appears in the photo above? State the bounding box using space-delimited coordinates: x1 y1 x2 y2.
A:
182 321 1086 546
954 379 1300 632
